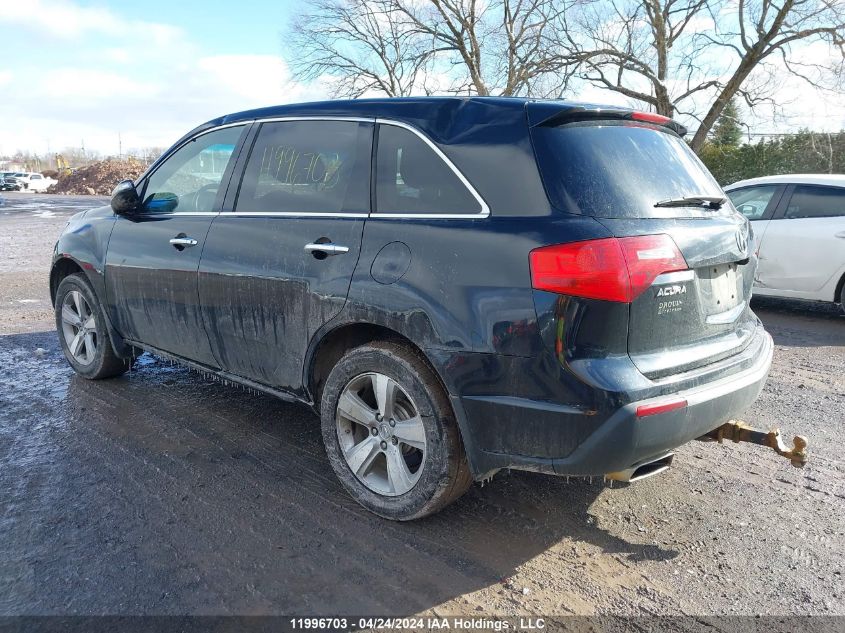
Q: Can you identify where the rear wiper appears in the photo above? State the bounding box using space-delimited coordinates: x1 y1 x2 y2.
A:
654 195 726 209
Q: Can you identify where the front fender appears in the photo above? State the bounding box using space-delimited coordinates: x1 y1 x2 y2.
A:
51 205 132 358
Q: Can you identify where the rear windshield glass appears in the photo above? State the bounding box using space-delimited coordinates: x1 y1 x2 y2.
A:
531 121 727 218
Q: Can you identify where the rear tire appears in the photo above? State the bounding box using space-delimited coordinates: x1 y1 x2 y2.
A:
839 283 845 316
55 273 133 379
320 341 472 520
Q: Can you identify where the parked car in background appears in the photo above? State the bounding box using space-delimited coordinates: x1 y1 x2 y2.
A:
26 173 57 192
12 172 32 189
51 97 772 520
725 174 845 311
1 173 23 191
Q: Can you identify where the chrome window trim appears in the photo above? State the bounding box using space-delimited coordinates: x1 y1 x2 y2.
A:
219 115 489 220
158 212 220 217
140 115 490 220
227 212 369 219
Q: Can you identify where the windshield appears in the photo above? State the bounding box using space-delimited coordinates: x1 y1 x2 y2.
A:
531 121 729 219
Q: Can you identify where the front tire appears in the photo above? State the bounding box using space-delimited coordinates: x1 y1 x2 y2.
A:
320 341 472 520
55 273 133 379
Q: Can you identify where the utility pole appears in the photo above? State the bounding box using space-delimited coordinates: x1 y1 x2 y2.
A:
118 132 122 159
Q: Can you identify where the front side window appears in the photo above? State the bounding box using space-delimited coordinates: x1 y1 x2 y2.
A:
375 124 481 215
142 125 244 213
235 120 370 214
785 185 845 219
727 185 779 220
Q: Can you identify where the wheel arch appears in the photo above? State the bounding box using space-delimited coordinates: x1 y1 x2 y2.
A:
50 257 86 307
305 322 450 414
835 270 845 305
50 256 134 359
306 320 483 481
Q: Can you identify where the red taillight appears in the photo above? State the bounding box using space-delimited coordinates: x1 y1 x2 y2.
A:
636 397 687 418
631 111 672 125
529 235 688 303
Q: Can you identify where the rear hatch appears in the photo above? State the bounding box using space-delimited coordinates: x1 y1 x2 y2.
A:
528 103 757 378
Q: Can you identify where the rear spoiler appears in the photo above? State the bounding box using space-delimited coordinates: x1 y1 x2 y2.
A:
533 106 688 137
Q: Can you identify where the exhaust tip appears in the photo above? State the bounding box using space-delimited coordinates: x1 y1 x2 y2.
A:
606 453 674 483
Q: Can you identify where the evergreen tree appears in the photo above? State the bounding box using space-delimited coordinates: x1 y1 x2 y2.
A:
711 99 743 147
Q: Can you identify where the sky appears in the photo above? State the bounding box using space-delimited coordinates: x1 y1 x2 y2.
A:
1 0 844 157
0 0 323 157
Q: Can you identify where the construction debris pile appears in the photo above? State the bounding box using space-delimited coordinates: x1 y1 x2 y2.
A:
48 158 148 196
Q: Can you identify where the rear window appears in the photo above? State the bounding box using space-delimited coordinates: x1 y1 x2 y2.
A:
531 121 727 219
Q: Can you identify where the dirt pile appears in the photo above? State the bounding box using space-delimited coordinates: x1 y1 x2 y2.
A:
48 159 148 196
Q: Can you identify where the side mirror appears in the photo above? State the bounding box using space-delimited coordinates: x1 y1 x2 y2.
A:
111 180 140 214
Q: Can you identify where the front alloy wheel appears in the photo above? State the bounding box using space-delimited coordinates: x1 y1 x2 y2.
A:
60 290 98 365
54 273 133 379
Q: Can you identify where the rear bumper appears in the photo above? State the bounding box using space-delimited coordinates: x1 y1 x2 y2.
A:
451 328 773 479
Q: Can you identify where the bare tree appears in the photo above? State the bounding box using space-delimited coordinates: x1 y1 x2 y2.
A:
556 0 845 150
287 0 574 98
288 0 439 97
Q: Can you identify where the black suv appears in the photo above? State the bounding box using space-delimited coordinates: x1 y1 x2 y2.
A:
51 97 772 520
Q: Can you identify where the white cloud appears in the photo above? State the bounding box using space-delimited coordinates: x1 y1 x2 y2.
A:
36 69 161 100
0 0 183 44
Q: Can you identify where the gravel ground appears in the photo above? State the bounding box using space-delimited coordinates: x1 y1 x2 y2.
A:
0 193 843 617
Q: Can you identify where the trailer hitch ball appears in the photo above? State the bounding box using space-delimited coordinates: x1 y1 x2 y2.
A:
702 420 808 468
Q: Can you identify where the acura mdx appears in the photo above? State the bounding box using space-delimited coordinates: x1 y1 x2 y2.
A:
51 97 772 520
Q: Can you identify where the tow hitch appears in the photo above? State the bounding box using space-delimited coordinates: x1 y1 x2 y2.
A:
700 420 808 468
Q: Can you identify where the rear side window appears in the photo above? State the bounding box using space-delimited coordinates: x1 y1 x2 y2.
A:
785 185 845 219
531 121 726 218
727 185 779 220
375 124 481 215
236 121 370 214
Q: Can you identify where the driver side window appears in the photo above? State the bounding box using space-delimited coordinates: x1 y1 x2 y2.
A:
141 125 244 213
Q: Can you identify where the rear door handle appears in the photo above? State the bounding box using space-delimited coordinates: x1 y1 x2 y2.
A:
835 231 845 239
304 242 349 256
169 236 198 248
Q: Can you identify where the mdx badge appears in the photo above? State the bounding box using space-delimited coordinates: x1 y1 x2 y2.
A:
656 284 687 297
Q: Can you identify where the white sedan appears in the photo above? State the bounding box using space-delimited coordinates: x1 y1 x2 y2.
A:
724 174 845 310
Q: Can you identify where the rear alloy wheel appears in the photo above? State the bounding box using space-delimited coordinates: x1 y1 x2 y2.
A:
55 273 133 379
321 341 472 520
336 372 427 496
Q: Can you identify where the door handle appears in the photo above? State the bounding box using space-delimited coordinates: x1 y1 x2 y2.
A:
169 236 198 248
304 242 349 256
835 231 845 239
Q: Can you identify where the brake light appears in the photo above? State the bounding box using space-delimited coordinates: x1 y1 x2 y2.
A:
529 235 688 303
631 111 672 125
636 397 687 418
